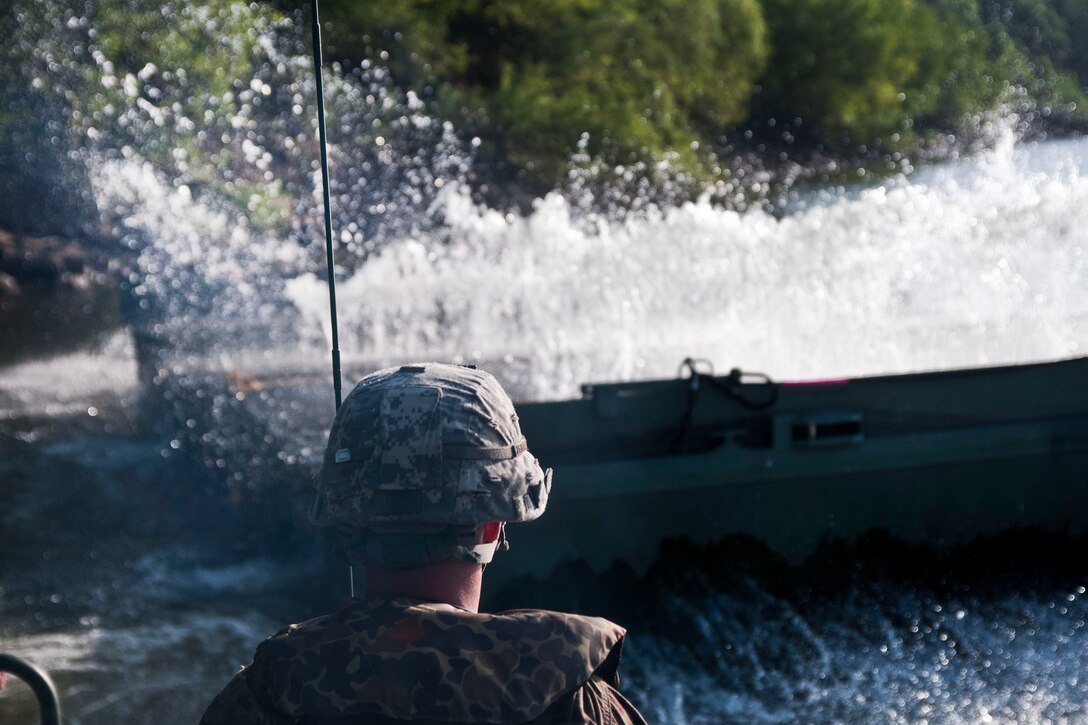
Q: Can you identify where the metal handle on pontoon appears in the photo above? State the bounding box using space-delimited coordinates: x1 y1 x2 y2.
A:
0 653 61 725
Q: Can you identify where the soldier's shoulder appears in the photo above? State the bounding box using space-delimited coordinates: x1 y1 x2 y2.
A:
240 597 629 723
485 606 627 679
200 666 281 725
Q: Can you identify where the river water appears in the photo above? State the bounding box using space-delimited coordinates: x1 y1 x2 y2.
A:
3 4 1088 722
2 135 1087 724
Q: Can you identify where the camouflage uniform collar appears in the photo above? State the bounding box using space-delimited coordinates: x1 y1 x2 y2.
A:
246 596 626 723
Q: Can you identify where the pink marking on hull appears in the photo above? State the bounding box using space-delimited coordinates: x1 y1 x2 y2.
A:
780 378 851 387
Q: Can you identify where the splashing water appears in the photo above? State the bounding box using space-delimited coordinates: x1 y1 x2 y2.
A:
284 134 1088 400
33 0 1075 401
0 331 137 419
91 134 1088 401
10 1 1088 403
625 583 1088 724
0 614 276 722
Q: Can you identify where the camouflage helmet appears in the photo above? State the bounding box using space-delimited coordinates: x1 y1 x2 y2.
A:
310 363 551 566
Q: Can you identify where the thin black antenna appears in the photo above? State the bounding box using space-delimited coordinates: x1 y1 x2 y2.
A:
309 0 343 411
310 0 353 598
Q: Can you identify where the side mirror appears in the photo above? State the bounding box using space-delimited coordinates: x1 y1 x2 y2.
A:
0 653 61 725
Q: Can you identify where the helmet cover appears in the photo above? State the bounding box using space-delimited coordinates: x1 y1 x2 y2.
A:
310 363 551 534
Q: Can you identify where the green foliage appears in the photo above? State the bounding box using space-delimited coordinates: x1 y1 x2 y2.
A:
986 1 1072 77
74 1 287 196
0 3 97 234
907 0 1001 124
978 0 1088 97
323 0 768 181
1053 0 1088 85
918 0 1087 130
325 0 1088 181
757 0 948 136
7 0 1088 219
1 0 312 233
752 0 1088 142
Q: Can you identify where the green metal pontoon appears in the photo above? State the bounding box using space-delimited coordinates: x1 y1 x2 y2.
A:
173 352 1088 591
487 356 1088 589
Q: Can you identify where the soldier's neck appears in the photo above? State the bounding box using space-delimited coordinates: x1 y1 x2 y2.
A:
365 559 484 612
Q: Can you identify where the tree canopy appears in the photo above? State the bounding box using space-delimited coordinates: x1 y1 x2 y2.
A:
322 0 1088 184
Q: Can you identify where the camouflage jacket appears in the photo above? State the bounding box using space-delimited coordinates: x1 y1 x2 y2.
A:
200 597 647 724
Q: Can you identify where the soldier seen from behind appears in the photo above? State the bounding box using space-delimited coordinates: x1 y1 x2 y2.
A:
201 363 647 724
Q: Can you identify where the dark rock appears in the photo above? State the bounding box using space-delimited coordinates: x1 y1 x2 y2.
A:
0 271 20 298
0 228 100 288
0 230 14 263
0 226 123 366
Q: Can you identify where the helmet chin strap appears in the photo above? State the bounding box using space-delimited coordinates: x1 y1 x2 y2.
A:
472 541 500 566
476 523 508 570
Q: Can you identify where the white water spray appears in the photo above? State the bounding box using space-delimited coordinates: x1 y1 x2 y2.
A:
18 126 1083 419
287 136 1088 399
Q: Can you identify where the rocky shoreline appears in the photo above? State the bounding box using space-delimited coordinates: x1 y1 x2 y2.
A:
0 229 114 299
0 229 125 368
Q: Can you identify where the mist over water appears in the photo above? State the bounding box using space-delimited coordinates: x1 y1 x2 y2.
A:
4 4 1088 723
